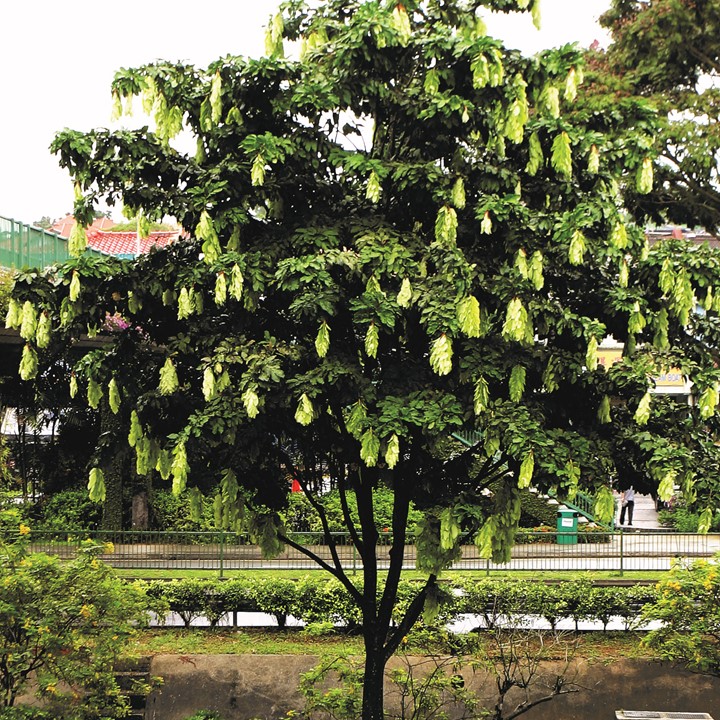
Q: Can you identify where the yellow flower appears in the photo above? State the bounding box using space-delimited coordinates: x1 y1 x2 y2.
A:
103 541 115 554
18 524 30 535
80 604 93 619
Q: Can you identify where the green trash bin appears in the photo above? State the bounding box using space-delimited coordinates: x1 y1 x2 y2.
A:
556 509 578 545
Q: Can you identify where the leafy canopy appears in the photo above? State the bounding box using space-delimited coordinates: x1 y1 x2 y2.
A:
8 1 720 715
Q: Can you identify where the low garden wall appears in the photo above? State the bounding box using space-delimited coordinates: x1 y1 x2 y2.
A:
145 655 720 720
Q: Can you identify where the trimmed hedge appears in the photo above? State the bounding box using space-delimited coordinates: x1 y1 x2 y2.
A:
141 576 658 630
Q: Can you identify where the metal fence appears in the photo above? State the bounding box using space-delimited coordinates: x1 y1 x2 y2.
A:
16 529 720 577
0 216 70 269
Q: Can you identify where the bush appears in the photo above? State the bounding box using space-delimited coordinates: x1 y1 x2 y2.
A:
151 489 215 532
658 505 720 532
643 556 720 673
31 489 102 532
0 528 157 717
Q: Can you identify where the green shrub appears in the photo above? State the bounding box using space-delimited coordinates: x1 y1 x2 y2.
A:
643 557 720 673
0 531 156 717
32 489 102 532
151 489 214 532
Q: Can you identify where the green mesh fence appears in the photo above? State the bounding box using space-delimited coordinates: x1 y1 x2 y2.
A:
0 216 70 269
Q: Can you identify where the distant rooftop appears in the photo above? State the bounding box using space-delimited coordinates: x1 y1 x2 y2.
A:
50 214 181 258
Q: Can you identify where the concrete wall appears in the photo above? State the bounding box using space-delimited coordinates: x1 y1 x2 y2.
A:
144 655 720 720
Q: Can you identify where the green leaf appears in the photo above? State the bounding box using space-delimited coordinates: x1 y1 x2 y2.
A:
69 374 78 398
698 383 719 420
87 467 106 503
345 401 367 439
295 393 315 426
177 287 194 319
210 71 223 124
474 376 489 414
396 278 413 308
587 144 600 174
385 433 400 469
171 441 189 495
202 367 216 401
68 223 87 257
390 4 412 46
242 387 260 418
526 132 543 176
87 378 103 409
315 321 331 358
19 302 37 342
502 297 529 343
366 170 381 203
439 507 461 550
634 391 652 425
551 131 572 179
619 259 629 288
156 448 172 480
659 258 674 294
365 322 379 359
128 410 143 448
5 298 20 329
658 469 676 502
360 428 380 467
698 507 714 535
528 250 544 290
653 308 669 350
564 66 579 101
457 296 481 338
429 333 453 376
69 271 81 302
451 177 466 209
474 518 495 559
637 157 654 194
509 364 526 402
424 68 440 95
230 265 244 301
610 222 628 249
518 451 534 489
569 229 586 265
593 486 615 525
35 311 51 348
586 335 598 371
514 249 529 278
159 357 179 395
251 154 266 186
435 206 458 244
628 301 646 335
108 377 121 414
19 344 38 381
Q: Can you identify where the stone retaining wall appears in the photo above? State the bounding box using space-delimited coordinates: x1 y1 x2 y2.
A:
144 655 720 720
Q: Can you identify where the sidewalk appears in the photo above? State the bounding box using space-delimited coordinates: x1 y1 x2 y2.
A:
616 492 661 530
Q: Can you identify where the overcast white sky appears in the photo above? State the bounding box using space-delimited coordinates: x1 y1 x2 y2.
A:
0 0 611 225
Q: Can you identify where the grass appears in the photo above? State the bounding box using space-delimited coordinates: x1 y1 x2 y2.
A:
125 626 654 664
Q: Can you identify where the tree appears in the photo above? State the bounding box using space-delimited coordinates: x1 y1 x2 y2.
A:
583 0 720 231
7 0 720 717
0 527 155 717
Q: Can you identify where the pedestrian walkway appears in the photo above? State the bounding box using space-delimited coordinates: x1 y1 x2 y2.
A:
615 492 661 530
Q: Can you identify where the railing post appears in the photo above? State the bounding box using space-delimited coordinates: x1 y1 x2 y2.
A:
219 530 225 580
619 528 624 577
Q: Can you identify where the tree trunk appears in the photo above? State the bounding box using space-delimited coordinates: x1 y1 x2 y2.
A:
99 401 124 530
362 637 387 720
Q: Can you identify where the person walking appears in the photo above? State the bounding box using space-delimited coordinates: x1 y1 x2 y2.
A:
620 485 635 526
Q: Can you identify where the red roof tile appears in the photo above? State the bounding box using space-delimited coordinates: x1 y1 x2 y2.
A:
86 230 179 257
